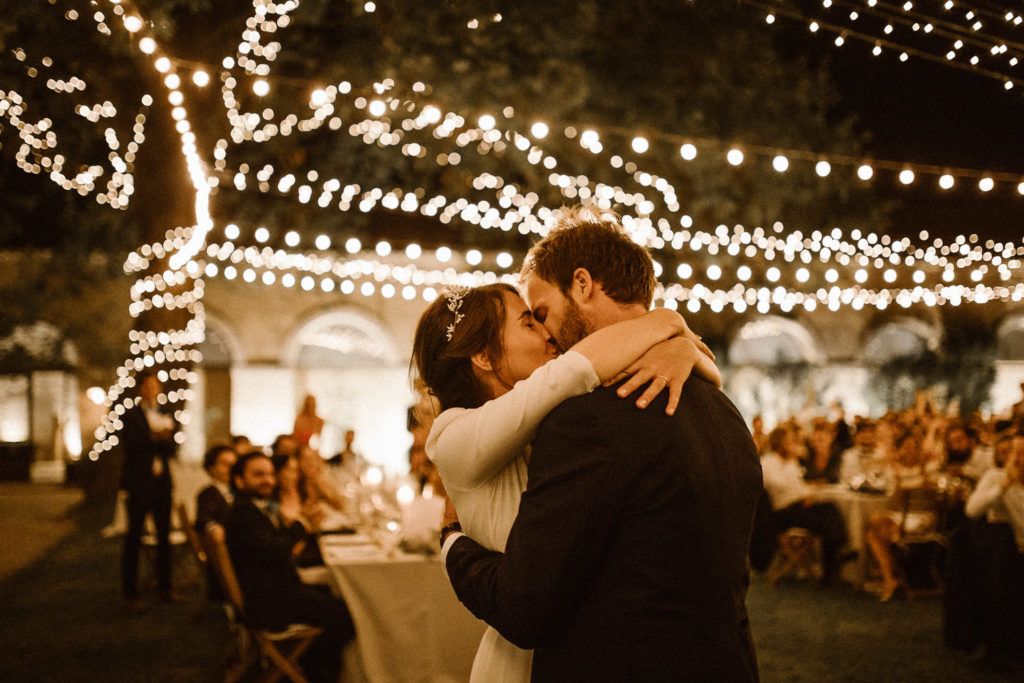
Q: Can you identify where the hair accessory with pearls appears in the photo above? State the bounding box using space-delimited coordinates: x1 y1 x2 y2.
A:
443 285 470 342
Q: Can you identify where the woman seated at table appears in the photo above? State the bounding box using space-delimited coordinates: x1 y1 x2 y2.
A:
273 454 326 567
803 419 843 484
761 424 850 585
296 443 348 519
866 428 944 601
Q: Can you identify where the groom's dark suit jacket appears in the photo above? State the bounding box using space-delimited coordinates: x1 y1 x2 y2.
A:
446 375 763 682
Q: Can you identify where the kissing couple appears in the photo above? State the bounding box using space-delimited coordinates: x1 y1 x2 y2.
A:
412 206 763 682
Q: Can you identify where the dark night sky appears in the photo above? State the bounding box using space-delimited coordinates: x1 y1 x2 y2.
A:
778 21 1024 244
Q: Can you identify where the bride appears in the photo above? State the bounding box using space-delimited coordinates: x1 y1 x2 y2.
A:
411 282 719 682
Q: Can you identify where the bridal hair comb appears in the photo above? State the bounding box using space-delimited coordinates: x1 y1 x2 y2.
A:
443 285 470 342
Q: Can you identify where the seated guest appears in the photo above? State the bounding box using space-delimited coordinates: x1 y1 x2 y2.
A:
230 434 256 456
866 429 943 601
297 443 348 514
274 455 318 528
195 445 237 601
327 429 364 483
966 432 1024 551
226 452 354 682
943 421 990 482
761 425 849 585
961 433 1024 661
803 420 842 484
839 420 886 488
271 433 299 463
273 455 326 567
195 445 237 534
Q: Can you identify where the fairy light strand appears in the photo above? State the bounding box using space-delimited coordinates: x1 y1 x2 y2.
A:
743 0 1023 90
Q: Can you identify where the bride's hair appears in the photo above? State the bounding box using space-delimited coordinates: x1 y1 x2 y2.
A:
411 283 518 412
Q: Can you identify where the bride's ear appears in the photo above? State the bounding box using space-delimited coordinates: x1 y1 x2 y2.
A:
470 350 494 374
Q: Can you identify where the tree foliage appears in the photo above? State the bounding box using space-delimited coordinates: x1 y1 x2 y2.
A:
1 0 890 367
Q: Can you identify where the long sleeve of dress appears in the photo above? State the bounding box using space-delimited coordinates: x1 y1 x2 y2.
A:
426 351 599 490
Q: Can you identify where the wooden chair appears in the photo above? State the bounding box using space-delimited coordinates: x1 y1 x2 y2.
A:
772 528 823 584
174 503 208 589
768 527 823 585
890 487 948 600
203 525 323 683
176 503 207 566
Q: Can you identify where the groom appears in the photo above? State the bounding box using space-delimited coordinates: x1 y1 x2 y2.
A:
442 208 763 681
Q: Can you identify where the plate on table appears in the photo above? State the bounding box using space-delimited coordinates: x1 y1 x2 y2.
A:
320 531 374 546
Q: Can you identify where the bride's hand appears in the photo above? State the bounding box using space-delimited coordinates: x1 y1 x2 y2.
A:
442 496 460 528
606 337 722 415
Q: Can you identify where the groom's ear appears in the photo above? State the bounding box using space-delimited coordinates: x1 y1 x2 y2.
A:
469 351 494 374
571 268 594 301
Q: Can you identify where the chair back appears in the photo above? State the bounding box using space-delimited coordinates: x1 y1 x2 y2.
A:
897 486 946 537
203 525 247 616
176 503 207 563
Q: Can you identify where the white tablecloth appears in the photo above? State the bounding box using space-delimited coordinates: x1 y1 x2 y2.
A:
816 485 891 551
816 485 891 586
321 535 486 682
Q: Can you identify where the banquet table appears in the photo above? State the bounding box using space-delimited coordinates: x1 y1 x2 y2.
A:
320 533 486 683
816 484 891 585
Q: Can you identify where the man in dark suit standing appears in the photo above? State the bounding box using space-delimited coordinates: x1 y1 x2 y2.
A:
119 370 179 611
226 452 354 682
442 209 763 681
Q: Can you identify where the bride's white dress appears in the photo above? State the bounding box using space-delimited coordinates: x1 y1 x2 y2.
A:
426 350 599 682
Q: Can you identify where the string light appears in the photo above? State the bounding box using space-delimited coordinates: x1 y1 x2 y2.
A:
8 0 1020 457
741 0 1024 90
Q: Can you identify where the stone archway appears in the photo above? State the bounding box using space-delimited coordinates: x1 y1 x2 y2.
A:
184 314 245 459
861 317 940 365
279 307 412 472
727 316 825 427
990 310 1024 415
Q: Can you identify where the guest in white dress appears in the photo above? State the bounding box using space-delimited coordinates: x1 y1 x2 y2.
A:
412 282 719 682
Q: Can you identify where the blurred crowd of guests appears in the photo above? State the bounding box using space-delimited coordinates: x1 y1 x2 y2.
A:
751 384 1024 667
120 384 444 682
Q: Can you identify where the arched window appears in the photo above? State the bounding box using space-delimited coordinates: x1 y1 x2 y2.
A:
284 309 399 369
729 316 823 366
198 316 242 368
997 313 1024 361
727 317 823 427
278 308 410 471
861 318 938 366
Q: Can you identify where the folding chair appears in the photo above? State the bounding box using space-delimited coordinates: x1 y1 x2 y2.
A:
203 525 323 683
174 503 208 588
890 487 948 600
768 527 823 585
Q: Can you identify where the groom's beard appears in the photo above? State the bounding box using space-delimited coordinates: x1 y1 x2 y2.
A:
553 297 592 351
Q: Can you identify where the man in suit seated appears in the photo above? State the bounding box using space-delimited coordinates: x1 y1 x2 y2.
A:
195 444 237 601
226 452 354 682
196 445 237 533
